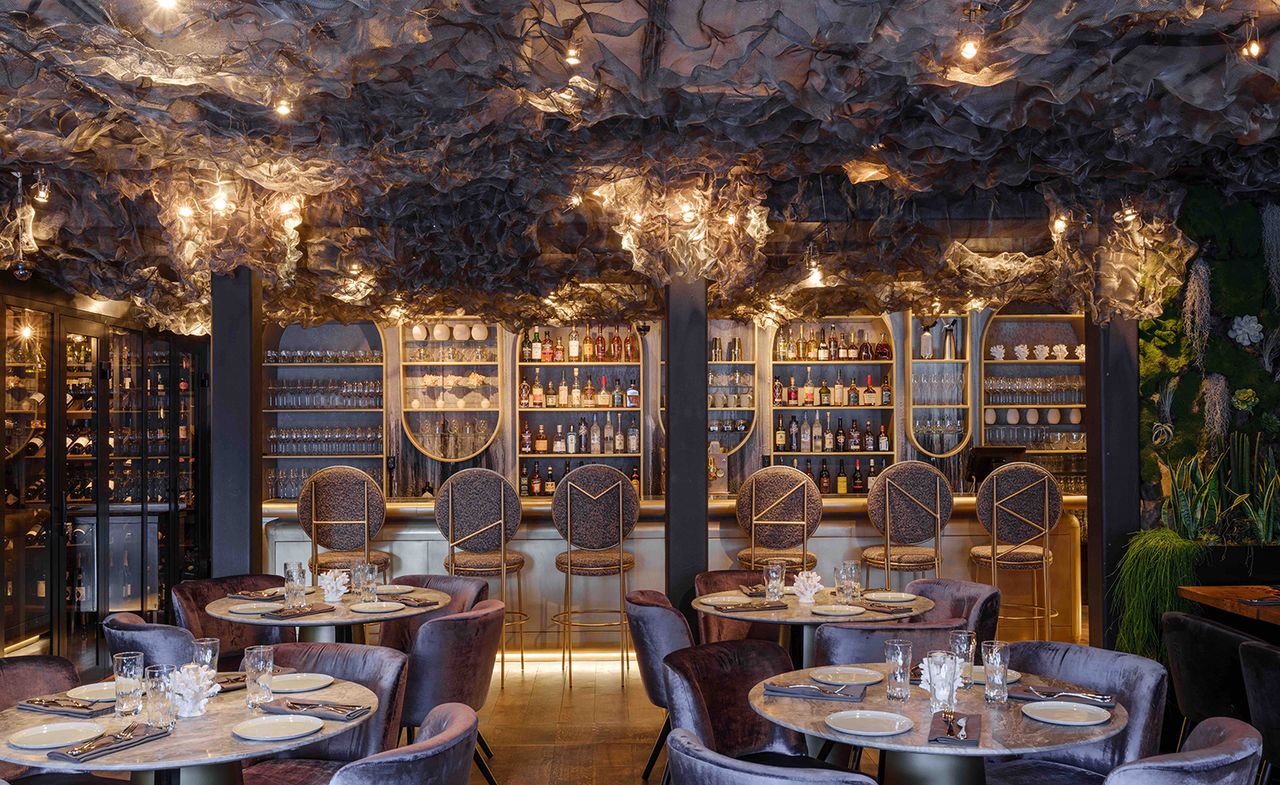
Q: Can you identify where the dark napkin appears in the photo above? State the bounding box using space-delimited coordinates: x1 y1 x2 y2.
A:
1008 685 1115 708
713 601 787 613
226 589 282 601
216 666 298 692
860 602 914 614
929 712 981 746
262 603 334 620
262 697 371 721
396 596 440 609
18 694 114 719
738 584 766 598
762 682 866 703
46 725 170 763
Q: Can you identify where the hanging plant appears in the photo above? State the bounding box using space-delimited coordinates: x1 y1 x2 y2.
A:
1181 256 1212 367
1201 373 1232 447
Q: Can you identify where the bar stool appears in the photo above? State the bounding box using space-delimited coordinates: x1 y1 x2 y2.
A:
734 465 821 573
862 461 953 590
551 463 638 687
298 466 392 581
970 462 1062 640
435 467 527 683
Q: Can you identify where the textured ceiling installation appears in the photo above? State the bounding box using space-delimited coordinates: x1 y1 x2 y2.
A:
0 0 1270 332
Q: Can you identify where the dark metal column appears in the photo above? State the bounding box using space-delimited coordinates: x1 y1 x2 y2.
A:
664 275 709 625
1085 317 1139 649
210 268 263 575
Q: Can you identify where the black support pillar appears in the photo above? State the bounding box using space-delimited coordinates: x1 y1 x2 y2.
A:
664 275 709 623
210 267 264 576
1085 317 1139 649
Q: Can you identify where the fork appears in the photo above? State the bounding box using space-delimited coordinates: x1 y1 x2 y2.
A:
68 722 138 756
940 710 958 738
1029 686 1113 703
773 683 849 696
286 700 365 713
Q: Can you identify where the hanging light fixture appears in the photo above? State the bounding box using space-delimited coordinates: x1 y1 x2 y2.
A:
31 170 50 204
177 204 194 218
1051 213 1069 236
564 41 582 66
957 4 985 63
274 99 292 116
155 0 177 8
1240 15 1263 59
1115 197 1139 225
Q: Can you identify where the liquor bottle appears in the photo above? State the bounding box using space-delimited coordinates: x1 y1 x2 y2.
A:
878 425 890 452
597 375 610 407
570 368 582 407
625 379 640 408
828 331 839 361
568 326 581 360
861 375 878 406
852 459 865 493
530 463 543 495
817 328 830 361
553 335 566 363
943 320 957 360
595 326 607 360
521 330 533 361
564 422 576 454
610 327 623 362
583 374 596 407
603 414 615 454
630 466 641 496
545 463 557 495
553 424 566 454
811 414 823 452
847 377 859 406
578 418 588 450
819 460 831 494
775 416 786 452
802 367 815 406
835 418 846 452
807 329 819 360
534 424 549 454
590 415 602 454
818 378 831 406
875 331 892 360
531 370 545 407
557 372 570 407
519 465 529 496
544 372 558 409
624 331 637 362
838 333 850 360
787 376 799 406
788 415 800 452
863 420 875 452
804 459 815 483
835 460 849 494
824 413 835 452
858 329 874 360
799 414 812 452
531 327 542 362
867 458 880 484
613 413 626 453
611 379 624 408
627 418 640 453
881 375 892 405
772 377 784 405
24 429 45 455
583 325 595 361
832 371 845 409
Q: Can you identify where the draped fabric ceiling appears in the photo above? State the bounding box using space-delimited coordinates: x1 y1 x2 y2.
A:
0 0 1272 333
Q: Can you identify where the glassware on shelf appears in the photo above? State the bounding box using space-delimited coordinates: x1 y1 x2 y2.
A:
264 348 382 364
265 426 383 455
265 379 383 410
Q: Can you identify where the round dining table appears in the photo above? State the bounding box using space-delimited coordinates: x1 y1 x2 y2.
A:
205 586 451 643
0 677 376 785
750 662 1128 785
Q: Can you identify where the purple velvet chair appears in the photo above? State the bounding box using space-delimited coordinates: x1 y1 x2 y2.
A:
171 574 292 670
986 641 1168 785
1162 612 1258 746
694 570 779 645
102 612 194 667
0 656 79 782
814 618 966 667
1240 640 1280 784
625 590 695 784
378 574 489 654
1103 717 1262 785
331 704 478 785
666 728 877 785
400 600 504 785
904 578 1001 643
241 643 408 785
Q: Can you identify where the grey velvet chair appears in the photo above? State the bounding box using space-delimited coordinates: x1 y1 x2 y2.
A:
1103 717 1262 785
102 612 195 667
986 641 1168 785
1162 612 1258 746
0 655 86 782
331 704 478 785
171 574 292 670
241 642 408 785
863 461 954 589
814 618 967 667
693 570 780 645
734 465 821 571
400 600 504 785
378 574 489 653
625 590 695 784
904 577 1001 644
1240 640 1280 784
666 728 877 785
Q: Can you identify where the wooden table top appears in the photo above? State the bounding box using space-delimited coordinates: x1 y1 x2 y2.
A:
693 589 934 626
206 587 451 627
1177 585 1280 625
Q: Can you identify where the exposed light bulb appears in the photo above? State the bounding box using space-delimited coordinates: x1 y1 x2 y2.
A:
630 211 644 224
278 198 299 215
569 193 582 207
19 325 33 340
177 204 194 218
1121 207 1138 223
348 263 361 275
564 47 581 66
12 262 31 282
957 4 985 63
959 38 980 60
726 213 737 225
274 99 292 116
32 171 50 204
681 203 696 223
155 0 177 8
1242 38 1263 59
210 191 228 212
1052 214 1068 235
806 265 824 287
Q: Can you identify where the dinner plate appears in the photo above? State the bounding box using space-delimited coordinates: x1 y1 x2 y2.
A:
65 683 117 703
811 605 866 617
265 586 317 597
232 715 324 742
374 585 416 595
699 596 751 607
970 666 1022 685
350 601 405 614
862 591 917 603
8 721 103 750
269 673 335 694
1021 701 1112 726
230 602 280 615
810 667 884 687
824 710 913 737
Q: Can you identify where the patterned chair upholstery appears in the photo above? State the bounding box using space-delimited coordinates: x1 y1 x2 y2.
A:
331 704 478 785
694 570 781 645
297 466 392 574
625 590 696 783
862 461 953 589
734 466 821 571
171 574 292 670
102 612 194 668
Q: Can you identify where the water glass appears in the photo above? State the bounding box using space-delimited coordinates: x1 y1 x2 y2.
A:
284 561 308 608
842 559 862 602
982 640 1010 704
763 560 786 602
357 563 379 603
949 630 977 688
884 639 912 701
113 651 144 717
243 645 274 709
924 650 960 713
144 664 176 730
192 637 220 670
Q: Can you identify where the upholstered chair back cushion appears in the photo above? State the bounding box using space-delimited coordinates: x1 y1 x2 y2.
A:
102 612 195 667
402 600 505 728
1162 612 1257 726
1103 717 1262 785
694 570 780 645
734 466 822 549
905 578 1001 643
666 728 878 785
550 464 639 549
171 574 291 666
1239 640 1280 770
625 590 695 709
331 703 478 785
298 465 387 550
434 468 522 552
0 655 81 781
814 619 966 667
866 461 953 545
378 574 489 653
976 462 1063 545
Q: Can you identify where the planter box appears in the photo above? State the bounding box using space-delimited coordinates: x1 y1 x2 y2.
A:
1195 544 1280 585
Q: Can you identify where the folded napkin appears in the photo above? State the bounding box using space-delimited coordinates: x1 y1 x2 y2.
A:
226 589 281 601
18 694 114 719
1008 685 1115 707
738 584 766 598
397 596 440 609
262 697 371 721
262 603 334 620
762 682 866 703
47 725 170 763
715 601 787 613
861 602 913 615
929 712 980 747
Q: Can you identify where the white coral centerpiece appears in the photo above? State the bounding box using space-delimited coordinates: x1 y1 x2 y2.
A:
318 569 350 603
792 570 823 605
1229 315 1264 347
1051 344 1069 360
919 657 964 699
171 664 221 718
989 345 1006 360
1013 344 1030 360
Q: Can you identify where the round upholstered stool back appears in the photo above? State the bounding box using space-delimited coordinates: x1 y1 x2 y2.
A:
976 462 1063 545
434 468 522 552
297 466 387 550
734 465 822 549
551 464 639 550
866 461 954 545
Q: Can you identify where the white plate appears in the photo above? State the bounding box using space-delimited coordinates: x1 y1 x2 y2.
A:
862 591 917 603
230 602 280 615
824 710 913 737
65 683 117 703
374 585 416 595
265 586 317 597
269 673 334 694
971 666 1022 685
699 596 749 607
1021 701 1112 726
8 721 103 750
810 667 884 687
811 605 865 617
232 715 324 742
350 601 405 614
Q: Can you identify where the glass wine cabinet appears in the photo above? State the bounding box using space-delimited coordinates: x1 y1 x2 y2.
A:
2 297 209 673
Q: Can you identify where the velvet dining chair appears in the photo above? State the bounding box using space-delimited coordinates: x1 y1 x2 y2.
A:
1239 640 1280 785
1161 612 1258 746
625 590 695 785
330 703 478 785
665 728 877 785
241 643 408 785
1103 717 1262 785
693 570 780 645
102 612 195 667
378 574 489 654
0 655 87 783
813 618 967 667
904 577 1001 644
171 574 292 670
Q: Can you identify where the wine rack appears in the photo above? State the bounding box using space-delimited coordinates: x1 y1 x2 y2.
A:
905 311 972 459
400 318 501 462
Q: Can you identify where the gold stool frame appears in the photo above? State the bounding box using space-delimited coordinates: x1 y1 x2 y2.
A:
301 468 384 584
868 472 945 591
743 472 814 575
984 470 1059 640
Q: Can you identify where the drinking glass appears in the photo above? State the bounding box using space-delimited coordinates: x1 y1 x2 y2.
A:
192 637 220 670
884 639 912 701
144 664 176 730
833 564 854 604
358 563 379 603
284 561 308 608
113 651 144 717
842 559 862 602
949 629 977 688
763 560 786 602
924 650 960 713
243 645 274 709
981 640 1010 704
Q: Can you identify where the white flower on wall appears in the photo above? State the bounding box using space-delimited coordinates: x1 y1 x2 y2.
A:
1229 315 1264 347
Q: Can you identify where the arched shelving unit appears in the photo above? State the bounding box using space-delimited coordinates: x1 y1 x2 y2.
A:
400 318 502 463
905 311 972 459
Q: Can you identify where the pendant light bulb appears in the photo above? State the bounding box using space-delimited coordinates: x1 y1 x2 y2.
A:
274 99 292 116
32 170 50 204
12 262 31 282
155 0 177 8
177 204 194 218
564 46 581 66
957 4 985 63
1241 16 1263 59
726 213 737 225
1052 214 1068 235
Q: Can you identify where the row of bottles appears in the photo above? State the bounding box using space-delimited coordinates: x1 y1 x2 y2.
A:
518 370 639 409
772 371 891 407
520 325 638 363
774 326 891 362
519 460 641 498
769 455 882 495
708 336 747 362
774 415 891 453
521 414 640 455
417 417 494 461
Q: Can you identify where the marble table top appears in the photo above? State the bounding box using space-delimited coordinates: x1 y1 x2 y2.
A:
693 589 934 626
206 587 451 627
750 663 1128 757
0 678 377 772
